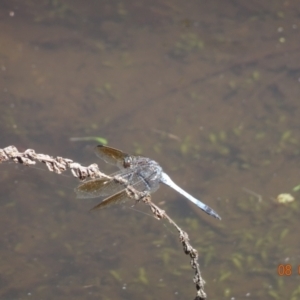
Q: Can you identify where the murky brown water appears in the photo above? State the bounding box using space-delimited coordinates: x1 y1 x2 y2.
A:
1 0 300 299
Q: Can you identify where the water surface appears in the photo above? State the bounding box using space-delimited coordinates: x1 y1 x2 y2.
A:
0 1 300 299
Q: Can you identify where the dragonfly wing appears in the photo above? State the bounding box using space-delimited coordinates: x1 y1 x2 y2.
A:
91 190 130 210
94 145 129 169
75 178 124 198
75 166 153 199
120 170 159 194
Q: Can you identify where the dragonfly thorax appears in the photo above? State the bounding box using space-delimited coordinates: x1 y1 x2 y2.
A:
132 157 163 193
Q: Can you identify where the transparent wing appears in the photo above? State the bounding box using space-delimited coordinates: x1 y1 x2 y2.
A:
75 163 159 199
75 165 137 199
75 178 121 198
94 145 129 169
90 190 130 210
88 176 157 210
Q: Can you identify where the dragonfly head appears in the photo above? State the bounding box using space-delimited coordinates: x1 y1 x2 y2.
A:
123 156 132 168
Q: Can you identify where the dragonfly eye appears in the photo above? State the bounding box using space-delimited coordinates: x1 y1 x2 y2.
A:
123 156 132 168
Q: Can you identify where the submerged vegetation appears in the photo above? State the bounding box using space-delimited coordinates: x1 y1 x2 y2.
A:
169 33 204 59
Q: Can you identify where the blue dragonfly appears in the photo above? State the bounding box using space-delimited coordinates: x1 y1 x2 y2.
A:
75 145 221 220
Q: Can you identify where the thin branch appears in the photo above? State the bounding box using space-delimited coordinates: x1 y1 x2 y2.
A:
0 145 208 300
141 196 207 300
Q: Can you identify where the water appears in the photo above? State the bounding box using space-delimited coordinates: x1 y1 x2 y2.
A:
0 0 300 299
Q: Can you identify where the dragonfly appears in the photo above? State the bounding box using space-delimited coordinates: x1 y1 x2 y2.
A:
75 145 221 220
